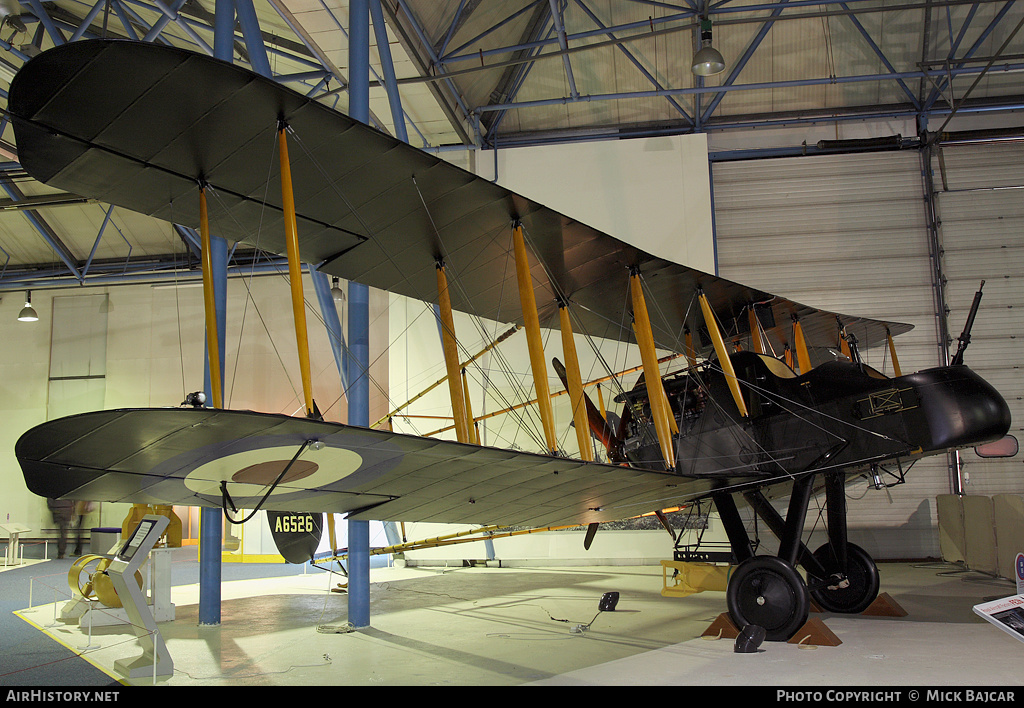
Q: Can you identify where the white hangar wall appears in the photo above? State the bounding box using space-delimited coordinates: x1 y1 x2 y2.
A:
930 142 1024 494
713 149 945 560
476 134 717 273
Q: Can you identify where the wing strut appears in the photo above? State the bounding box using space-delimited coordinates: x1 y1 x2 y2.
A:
698 290 749 419
435 260 471 443
630 269 676 469
513 222 558 455
198 185 223 409
748 308 765 355
792 316 813 374
558 299 594 461
461 368 480 445
886 327 902 377
684 328 698 369
277 124 316 418
837 318 853 361
552 357 620 458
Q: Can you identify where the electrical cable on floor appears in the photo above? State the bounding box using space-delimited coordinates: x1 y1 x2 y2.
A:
567 611 603 634
314 557 358 634
912 560 1016 592
540 593 620 634
171 655 333 682
369 580 476 604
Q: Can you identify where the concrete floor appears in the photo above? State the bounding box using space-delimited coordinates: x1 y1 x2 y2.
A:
9 557 1024 687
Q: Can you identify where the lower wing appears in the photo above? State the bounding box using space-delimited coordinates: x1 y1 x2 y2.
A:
16 407 730 528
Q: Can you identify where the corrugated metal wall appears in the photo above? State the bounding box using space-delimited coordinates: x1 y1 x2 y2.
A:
710 150 950 558
932 141 1024 497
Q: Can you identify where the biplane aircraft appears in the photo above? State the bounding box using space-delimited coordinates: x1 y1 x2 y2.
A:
9 40 1013 642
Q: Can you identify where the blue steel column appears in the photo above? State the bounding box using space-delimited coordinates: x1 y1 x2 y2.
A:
198 0 235 628
199 228 227 626
369 0 408 143
369 0 406 555
234 0 273 78
213 0 235 62
311 269 347 390
347 0 371 629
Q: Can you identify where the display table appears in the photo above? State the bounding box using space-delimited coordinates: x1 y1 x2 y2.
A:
1 523 31 566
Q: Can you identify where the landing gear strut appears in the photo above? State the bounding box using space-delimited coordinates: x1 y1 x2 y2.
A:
714 471 881 641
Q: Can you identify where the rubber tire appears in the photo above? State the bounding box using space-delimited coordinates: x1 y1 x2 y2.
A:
807 542 880 614
726 555 810 642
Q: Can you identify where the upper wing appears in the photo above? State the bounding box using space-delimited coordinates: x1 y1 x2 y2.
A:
9 40 911 354
15 407 721 528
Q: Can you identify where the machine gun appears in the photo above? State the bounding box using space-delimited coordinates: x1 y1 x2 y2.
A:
951 280 985 367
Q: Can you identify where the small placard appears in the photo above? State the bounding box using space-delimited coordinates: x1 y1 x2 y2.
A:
973 594 1024 644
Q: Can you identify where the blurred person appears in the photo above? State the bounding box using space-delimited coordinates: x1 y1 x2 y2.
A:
72 500 95 556
46 498 74 559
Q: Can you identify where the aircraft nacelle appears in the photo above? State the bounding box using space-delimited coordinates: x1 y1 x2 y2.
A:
904 365 1012 453
615 352 1012 483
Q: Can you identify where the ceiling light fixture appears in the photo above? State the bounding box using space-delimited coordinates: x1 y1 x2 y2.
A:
691 18 726 77
18 291 38 322
331 276 345 302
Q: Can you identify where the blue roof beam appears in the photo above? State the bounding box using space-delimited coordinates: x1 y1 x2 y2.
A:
839 1 921 110
700 0 790 126
483 5 554 141
549 0 580 100
475 60 1024 115
234 0 272 77
574 0 694 125
923 0 1015 113
437 0 484 57
26 0 65 45
395 0 475 137
0 178 82 282
441 4 693 65
81 206 115 279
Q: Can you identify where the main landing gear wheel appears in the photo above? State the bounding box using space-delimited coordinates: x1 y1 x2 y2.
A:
806 542 880 614
726 555 810 642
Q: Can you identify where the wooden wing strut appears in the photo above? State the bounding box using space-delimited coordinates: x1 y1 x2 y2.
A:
198 186 222 410
699 291 749 419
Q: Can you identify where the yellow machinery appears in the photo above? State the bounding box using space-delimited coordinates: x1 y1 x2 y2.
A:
68 554 143 608
660 560 733 598
62 503 179 609
121 504 181 547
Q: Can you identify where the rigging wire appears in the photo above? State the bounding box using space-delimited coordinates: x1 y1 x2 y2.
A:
643 270 903 479
163 191 197 407
172 238 188 406
588 449 914 520
282 127 498 430
226 131 285 410
630 270 794 474
406 178 563 452
204 184 304 413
